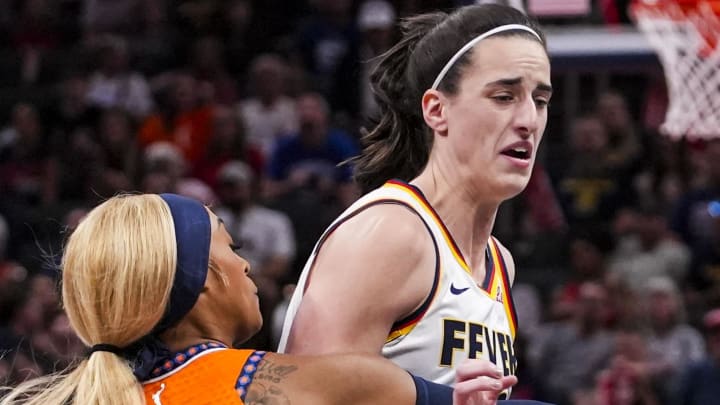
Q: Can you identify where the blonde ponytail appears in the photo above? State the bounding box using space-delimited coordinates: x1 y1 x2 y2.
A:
1 363 85 405
1 194 177 405
74 353 145 405
1 355 144 405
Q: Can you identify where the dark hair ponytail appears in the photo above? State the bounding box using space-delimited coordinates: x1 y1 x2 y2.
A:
352 12 447 193
351 4 546 193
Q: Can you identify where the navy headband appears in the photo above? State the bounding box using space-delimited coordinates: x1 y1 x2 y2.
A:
155 193 211 333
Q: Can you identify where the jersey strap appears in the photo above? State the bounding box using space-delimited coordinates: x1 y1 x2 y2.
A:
235 351 268 401
488 238 518 338
385 180 472 275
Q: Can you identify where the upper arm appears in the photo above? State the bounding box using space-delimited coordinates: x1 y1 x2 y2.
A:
250 353 416 405
494 238 516 286
284 203 436 355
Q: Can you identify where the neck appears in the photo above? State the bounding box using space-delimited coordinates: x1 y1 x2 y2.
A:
412 169 499 280
159 318 234 353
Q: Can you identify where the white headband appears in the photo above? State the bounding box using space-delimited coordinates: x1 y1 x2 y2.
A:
430 24 542 90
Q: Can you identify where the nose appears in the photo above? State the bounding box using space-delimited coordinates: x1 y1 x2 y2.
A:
513 96 539 138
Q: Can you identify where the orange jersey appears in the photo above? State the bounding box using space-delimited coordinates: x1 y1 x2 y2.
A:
142 342 266 405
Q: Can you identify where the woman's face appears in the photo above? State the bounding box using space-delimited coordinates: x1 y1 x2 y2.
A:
433 36 551 201
206 209 262 342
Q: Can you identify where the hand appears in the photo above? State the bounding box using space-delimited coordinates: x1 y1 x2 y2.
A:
453 359 517 405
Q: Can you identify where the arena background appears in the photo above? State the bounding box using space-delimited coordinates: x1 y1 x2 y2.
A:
0 1 718 404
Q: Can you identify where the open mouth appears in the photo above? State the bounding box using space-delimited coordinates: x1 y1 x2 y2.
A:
501 146 531 160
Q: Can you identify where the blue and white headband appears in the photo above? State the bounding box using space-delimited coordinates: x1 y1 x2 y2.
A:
431 24 542 90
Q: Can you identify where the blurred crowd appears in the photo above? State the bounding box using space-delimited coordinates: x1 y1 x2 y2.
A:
0 0 718 404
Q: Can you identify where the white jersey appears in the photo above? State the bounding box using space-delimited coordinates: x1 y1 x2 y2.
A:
277 180 518 393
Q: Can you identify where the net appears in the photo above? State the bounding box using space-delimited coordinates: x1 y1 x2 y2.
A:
631 0 720 139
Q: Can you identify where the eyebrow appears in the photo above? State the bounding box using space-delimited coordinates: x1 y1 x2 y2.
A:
486 77 553 94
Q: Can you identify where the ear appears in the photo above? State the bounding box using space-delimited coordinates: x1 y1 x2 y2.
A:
421 89 448 135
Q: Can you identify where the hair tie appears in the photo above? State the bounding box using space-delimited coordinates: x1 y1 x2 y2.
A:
88 343 124 356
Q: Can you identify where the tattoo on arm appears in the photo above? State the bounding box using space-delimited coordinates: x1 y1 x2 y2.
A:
255 359 298 383
245 359 298 405
246 382 291 405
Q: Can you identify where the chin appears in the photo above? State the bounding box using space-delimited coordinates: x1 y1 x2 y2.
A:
235 321 264 346
495 177 531 200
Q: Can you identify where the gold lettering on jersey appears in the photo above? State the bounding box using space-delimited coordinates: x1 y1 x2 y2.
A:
439 318 516 377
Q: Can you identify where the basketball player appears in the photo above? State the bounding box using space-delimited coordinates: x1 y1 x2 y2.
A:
0 194 523 405
278 3 552 400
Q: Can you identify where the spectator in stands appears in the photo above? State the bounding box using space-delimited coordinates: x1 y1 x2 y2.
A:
10 0 65 85
237 54 298 159
96 108 140 190
632 134 690 213
264 92 359 207
174 177 217 206
0 294 47 371
0 214 27 321
85 35 154 118
556 114 633 228
82 0 142 38
671 139 720 260
193 105 263 189
138 72 213 168
594 91 642 174
534 281 615 405
642 277 705 404
0 102 56 206
595 326 659 405
357 0 397 120
45 71 98 146
9 0 63 51
549 226 614 324
52 126 104 204
139 141 187 195
676 308 720 405
33 312 84 371
292 0 360 117
607 203 690 291
187 35 238 105
219 0 256 75
688 196 720 299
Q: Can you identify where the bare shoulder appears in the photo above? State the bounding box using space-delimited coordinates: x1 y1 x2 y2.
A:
317 202 436 281
492 237 516 285
312 201 437 305
331 203 433 251
284 202 437 354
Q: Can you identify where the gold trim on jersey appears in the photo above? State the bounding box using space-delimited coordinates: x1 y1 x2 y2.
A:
384 182 472 275
488 238 517 338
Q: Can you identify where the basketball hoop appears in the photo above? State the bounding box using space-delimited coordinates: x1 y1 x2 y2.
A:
631 0 720 140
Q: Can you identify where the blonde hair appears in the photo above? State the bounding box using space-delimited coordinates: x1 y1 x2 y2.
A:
1 194 177 405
